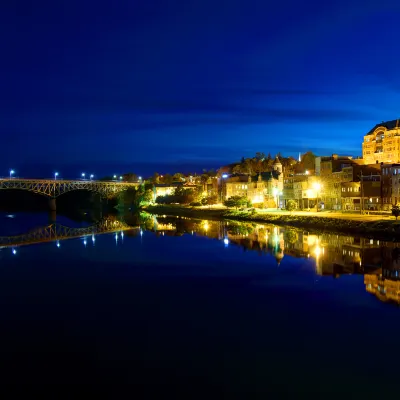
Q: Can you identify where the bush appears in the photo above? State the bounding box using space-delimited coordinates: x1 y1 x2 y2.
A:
190 201 202 207
286 199 297 212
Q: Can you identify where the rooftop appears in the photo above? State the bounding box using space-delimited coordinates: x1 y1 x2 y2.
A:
367 119 400 135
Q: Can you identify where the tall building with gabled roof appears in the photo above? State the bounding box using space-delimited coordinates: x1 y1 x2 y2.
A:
362 119 400 164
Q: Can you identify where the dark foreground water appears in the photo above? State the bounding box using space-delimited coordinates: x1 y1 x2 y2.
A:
1 212 400 395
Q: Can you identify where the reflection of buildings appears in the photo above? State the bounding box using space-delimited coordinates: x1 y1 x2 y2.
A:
149 215 400 304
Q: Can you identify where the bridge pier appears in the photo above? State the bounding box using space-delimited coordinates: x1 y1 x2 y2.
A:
48 197 56 212
48 210 57 224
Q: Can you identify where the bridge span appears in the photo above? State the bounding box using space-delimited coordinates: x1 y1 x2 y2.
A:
0 178 140 210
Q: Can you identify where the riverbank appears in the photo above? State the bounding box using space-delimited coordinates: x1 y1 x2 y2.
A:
145 205 400 238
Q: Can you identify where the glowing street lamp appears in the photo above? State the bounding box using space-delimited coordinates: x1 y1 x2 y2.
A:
119 176 123 181
90 174 94 180
54 172 59 180
313 182 322 212
113 175 117 180
138 176 142 181
9 169 14 179
81 173 85 179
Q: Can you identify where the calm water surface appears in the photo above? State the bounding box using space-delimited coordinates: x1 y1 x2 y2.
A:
0 212 399 395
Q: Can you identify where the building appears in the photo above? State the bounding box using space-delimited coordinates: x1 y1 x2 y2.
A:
381 163 400 209
224 157 283 207
341 173 381 211
153 182 197 201
316 154 364 210
362 119 400 165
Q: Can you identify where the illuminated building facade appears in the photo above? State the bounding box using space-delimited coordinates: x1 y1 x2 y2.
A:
224 157 283 206
362 119 400 165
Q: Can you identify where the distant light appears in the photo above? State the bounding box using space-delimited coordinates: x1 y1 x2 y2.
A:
12 248 17 255
305 170 309 175
6 215 15 218
9 170 14 178
54 172 59 180
222 174 228 178
223 238 229 245
90 174 94 179
92 235 95 244
83 239 87 247
138 176 142 180
119 176 123 180
81 173 85 178
56 241 60 248
113 175 117 179
121 231 124 238
140 230 143 236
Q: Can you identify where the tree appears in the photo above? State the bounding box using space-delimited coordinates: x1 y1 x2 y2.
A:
286 199 297 212
392 204 400 220
123 173 138 182
163 173 173 184
152 172 160 184
224 195 249 210
173 173 184 182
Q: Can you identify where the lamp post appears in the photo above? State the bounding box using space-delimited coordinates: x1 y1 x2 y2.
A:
313 182 322 212
113 175 117 180
54 172 59 180
221 174 228 203
81 173 85 180
9 169 14 179
273 188 282 210
90 174 94 181
119 176 123 181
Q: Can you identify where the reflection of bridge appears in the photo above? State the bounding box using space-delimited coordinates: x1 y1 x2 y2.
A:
0 218 135 248
0 179 140 198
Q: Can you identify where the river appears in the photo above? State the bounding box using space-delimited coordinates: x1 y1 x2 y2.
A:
0 211 399 394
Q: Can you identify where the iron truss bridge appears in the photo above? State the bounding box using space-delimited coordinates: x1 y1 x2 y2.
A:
0 179 140 198
0 217 137 248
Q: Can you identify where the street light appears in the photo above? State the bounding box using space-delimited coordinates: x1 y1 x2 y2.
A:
54 172 59 180
113 175 117 180
220 174 228 202
138 176 142 181
81 173 85 179
90 174 94 180
9 170 14 179
313 182 322 212
119 176 123 181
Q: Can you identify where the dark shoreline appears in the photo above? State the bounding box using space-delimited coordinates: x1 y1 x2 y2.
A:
145 205 400 240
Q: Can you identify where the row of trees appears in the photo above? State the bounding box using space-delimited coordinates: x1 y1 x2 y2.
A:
230 152 316 176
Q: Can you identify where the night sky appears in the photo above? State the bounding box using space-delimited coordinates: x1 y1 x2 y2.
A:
1 0 400 178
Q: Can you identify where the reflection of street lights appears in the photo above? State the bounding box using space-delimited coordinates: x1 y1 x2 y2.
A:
313 182 322 212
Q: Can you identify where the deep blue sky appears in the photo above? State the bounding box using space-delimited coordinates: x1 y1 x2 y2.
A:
1 0 400 178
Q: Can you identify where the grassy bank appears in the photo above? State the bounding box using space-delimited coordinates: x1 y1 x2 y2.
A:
145 205 400 238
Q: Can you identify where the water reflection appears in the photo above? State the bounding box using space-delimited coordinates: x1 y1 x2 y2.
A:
2 212 400 306
149 215 400 306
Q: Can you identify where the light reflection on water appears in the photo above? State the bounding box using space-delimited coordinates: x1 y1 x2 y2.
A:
0 212 399 306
